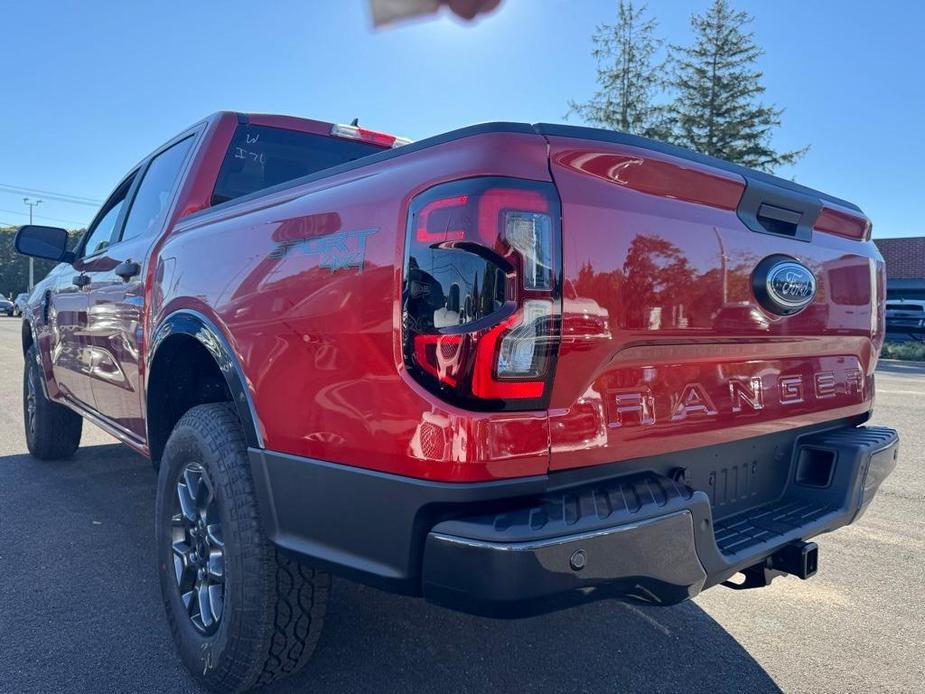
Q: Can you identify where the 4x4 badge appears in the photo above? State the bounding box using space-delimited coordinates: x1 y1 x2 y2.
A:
270 227 378 272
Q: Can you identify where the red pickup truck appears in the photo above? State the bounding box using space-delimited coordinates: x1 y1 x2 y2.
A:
16 112 898 692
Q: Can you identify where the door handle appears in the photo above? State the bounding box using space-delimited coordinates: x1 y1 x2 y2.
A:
114 260 141 281
73 274 90 288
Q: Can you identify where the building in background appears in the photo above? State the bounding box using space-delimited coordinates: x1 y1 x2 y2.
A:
874 237 925 300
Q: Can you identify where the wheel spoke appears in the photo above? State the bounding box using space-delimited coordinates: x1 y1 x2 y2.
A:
207 549 224 582
172 542 196 590
197 582 214 628
181 590 195 613
177 483 197 523
199 476 215 512
208 584 224 622
206 523 224 548
173 552 184 585
25 372 37 434
183 467 202 507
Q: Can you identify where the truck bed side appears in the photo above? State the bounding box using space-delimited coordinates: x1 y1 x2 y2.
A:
153 128 555 482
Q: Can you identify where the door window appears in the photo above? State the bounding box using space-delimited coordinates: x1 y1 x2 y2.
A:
119 136 195 242
81 176 134 257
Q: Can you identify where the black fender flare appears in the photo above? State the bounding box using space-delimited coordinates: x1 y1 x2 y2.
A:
146 309 263 449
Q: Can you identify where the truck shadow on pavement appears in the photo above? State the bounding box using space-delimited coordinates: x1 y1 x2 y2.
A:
0 443 781 694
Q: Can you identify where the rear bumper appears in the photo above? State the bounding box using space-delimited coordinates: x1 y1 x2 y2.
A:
424 507 707 614
249 422 898 616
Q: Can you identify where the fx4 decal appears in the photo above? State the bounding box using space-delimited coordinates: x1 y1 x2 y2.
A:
269 228 378 272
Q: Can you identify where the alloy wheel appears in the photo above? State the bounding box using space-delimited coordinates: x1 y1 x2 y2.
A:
170 462 225 635
25 366 37 437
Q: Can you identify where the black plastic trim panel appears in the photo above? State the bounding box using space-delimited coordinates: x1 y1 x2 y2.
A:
249 423 897 615
147 309 263 449
424 510 706 616
248 448 546 593
432 472 700 542
713 499 836 556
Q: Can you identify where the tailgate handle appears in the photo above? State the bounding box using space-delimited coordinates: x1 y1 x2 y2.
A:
736 178 822 243
757 204 801 225
756 204 802 237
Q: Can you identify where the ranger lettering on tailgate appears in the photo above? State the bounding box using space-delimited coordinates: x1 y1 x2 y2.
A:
609 366 865 428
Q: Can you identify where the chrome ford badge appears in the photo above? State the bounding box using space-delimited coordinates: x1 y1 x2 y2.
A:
753 256 817 315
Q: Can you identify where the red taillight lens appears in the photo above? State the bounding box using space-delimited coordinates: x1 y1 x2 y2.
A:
402 178 561 410
813 205 871 241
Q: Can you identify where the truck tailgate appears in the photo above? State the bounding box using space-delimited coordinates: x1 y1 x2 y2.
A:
540 129 884 472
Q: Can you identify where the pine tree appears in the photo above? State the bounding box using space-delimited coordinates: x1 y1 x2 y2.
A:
668 0 807 172
567 1 667 139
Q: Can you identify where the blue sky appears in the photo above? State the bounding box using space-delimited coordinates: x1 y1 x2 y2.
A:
1 0 922 237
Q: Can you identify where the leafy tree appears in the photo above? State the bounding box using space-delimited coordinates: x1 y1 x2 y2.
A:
667 0 807 171
567 0 668 139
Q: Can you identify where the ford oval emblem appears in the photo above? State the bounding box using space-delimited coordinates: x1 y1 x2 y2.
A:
752 256 817 315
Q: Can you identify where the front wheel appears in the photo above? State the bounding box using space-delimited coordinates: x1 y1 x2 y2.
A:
23 345 82 459
156 403 329 692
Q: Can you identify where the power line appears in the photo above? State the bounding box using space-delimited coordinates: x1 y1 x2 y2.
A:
0 207 88 227
0 183 101 207
0 182 101 203
0 188 99 207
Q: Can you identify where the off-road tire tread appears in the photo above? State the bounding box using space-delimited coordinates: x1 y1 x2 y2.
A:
256 553 330 686
158 403 329 692
23 345 81 460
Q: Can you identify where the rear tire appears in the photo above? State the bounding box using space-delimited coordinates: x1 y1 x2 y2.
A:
23 345 82 460
155 403 329 692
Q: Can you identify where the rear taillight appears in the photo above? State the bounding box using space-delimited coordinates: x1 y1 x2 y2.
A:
402 177 561 410
813 205 871 241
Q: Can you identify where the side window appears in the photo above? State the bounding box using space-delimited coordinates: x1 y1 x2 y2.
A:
81 176 134 257
119 136 195 243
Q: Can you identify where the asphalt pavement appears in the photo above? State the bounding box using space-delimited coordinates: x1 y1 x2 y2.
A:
0 317 922 693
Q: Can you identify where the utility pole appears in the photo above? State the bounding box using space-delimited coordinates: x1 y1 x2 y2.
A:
23 198 42 290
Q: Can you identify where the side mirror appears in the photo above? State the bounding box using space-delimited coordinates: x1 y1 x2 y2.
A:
14 225 73 263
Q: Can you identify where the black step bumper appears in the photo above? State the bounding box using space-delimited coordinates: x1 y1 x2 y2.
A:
248 422 898 616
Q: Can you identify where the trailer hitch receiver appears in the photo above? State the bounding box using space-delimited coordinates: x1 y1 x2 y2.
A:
723 541 819 590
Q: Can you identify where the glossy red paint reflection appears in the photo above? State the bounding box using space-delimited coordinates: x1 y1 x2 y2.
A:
31 113 886 483
545 135 883 472
155 122 555 482
553 145 745 210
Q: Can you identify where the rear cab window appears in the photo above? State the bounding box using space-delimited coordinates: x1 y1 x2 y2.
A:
211 125 385 206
